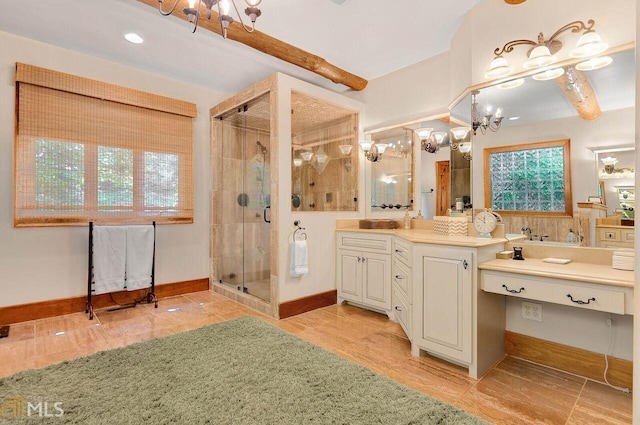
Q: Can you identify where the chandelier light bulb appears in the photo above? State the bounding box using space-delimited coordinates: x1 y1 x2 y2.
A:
523 44 556 69
575 56 613 71
220 0 232 15
432 132 447 144
293 158 303 167
374 143 387 154
245 0 262 5
450 127 470 140
415 128 433 140
459 143 472 154
570 30 608 58
484 55 513 79
359 140 373 151
532 67 565 81
188 0 196 7
497 78 525 90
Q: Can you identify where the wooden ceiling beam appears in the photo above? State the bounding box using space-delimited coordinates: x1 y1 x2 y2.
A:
136 0 368 91
554 67 601 120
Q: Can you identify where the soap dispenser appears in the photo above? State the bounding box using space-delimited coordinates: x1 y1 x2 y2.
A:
566 228 577 243
403 209 411 229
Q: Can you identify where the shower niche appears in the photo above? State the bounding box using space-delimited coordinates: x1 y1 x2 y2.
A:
210 74 363 318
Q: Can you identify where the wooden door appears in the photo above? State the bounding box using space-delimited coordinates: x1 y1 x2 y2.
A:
436 161 450 216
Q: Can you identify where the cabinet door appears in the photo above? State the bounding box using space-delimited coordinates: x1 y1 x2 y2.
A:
362 252 391 310
337 249 362 303
420 253 472 364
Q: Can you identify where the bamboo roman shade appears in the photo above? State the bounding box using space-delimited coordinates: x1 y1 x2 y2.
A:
14 63 197 226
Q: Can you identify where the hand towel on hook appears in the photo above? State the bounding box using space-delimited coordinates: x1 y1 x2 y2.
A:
290 239 309 277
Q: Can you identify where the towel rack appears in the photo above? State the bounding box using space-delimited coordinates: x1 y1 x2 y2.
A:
293 220 307 241
86 221 158 320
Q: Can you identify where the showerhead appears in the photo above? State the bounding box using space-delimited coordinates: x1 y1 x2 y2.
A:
257 141 268 155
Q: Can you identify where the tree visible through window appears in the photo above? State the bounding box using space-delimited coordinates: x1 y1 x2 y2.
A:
15 63 196 226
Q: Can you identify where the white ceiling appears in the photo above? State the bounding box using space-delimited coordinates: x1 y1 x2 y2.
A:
0 0 485 94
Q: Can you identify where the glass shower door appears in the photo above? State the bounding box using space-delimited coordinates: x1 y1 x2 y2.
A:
219 94 271 302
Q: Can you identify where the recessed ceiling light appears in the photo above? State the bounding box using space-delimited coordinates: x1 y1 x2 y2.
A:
509 116 520 121
167 308 178 312
124 33 144 44
54 331 65 336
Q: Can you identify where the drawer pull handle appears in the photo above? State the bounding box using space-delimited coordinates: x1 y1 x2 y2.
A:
394 275 405 280
463 260 469 270
394 249 403 253
502 284 525 294
567 294 596 305
394 306 402 312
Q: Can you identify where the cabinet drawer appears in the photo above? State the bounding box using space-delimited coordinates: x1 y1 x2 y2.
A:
392 287 412 337
598 228 621 242
393 238 412 267
621 229 635 243
337 233 392 253
392 258 412 302
481 271 625 315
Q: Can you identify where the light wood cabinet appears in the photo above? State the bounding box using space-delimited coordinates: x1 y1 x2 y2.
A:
336 232 392 316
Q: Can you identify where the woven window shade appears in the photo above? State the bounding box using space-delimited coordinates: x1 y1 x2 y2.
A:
14 63 196 227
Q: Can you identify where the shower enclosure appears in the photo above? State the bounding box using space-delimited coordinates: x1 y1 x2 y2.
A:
216 93 272 302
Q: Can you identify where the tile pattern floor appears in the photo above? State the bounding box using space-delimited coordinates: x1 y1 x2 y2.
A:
0 291 632 424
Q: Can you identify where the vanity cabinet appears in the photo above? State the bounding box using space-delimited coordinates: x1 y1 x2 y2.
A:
392 238 413 336
336 232 392 315
596 225 634 248
412 246 473 364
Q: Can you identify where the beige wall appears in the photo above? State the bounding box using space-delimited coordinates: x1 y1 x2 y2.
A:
346 51 451 131
634 1 640 415
0 31 227 307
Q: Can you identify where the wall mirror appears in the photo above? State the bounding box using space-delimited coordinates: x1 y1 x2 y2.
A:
367 114 450 216
593 146 635 219
466 46 635 241
290 91 359 212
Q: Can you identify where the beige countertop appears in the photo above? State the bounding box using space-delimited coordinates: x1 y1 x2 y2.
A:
335 227 507 248
479 258 634 288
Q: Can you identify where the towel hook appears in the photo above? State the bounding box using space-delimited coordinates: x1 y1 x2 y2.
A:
293 220 307 241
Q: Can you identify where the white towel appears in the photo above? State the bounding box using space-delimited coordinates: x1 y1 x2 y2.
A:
92 226 127 295
290 239 309 277
125 225 155 291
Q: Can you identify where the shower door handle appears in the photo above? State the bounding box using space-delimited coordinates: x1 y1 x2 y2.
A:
263 206 271 223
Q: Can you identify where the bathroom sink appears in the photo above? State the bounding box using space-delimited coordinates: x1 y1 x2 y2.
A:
359 219 398 229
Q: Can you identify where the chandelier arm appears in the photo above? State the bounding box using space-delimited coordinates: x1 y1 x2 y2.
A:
231 0 256 33
190 0 204 33
494 39 537 57
158 0 181 16
547 20 594 43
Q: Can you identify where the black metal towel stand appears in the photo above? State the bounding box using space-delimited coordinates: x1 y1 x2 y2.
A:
86 221 158 320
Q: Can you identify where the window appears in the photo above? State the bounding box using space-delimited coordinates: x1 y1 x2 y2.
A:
15 63 196 226
484 139 572 217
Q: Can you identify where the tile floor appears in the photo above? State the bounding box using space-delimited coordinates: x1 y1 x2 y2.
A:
0 290 633 424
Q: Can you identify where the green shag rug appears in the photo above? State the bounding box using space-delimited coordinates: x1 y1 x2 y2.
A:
0 316 488 424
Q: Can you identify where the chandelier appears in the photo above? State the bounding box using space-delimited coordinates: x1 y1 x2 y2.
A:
484 19 611 81
158 0 263 38
471 90 503 135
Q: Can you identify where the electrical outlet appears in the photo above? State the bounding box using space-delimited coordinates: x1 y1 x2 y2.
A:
522 301 542 322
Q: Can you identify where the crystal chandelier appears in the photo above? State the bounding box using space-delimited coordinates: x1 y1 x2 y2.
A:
158 0 263 38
